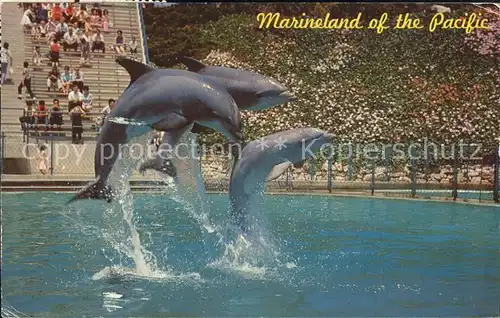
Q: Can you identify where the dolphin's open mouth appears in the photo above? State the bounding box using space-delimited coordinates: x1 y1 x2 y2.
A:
279 91 296 101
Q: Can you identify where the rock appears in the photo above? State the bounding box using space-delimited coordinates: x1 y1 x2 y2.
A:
468 170 480 178
334 176 346 182
375 172 387 181
363 174 372 182
471 177 482 184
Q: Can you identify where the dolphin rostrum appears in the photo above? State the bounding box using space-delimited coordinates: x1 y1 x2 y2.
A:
68 58 243 203
228 128 334 234
140 56 296 177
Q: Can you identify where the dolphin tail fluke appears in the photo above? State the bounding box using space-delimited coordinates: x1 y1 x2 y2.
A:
176 55 207 73
67 180 113 204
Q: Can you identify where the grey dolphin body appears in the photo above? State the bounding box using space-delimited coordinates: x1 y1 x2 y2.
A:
68 58 243 203
229 128 334 234
139 56 295 176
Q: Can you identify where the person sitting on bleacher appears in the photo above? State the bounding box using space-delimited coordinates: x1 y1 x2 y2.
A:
102 98 115 120
92 3 103 17
61 65 74 94
51 3 63 22
47 66 62 92
63 27 79 52
81 29 92 43
114 30 126 55
36 100 49 130
81 85 93 113
55 17 69 42
49 98 63 130
76 5 89 29
46 19 58 43
72 67 84 92
68 84 84 112
91 29 105 53
63 3 76 23
18 61 36 100
49 39 61 67
84 16 93 33
21 5 36 34
34 3 48 24
129 36 138 57
90 8 102 29
102 9 110 33
38 20 48 41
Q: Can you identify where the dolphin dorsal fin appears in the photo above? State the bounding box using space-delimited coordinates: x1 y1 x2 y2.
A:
178 56 207 73
115 57 154 86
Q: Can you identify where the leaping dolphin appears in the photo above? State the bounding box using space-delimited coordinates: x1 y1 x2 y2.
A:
139 56 296 176
228 128 334 234
68 58 243 203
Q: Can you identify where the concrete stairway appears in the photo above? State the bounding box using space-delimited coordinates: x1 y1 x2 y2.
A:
1 3 151 177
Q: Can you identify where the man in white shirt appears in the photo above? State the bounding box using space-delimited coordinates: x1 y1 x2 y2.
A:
63 27 79 52
72 67 84 92
91 29 105 53
55 17 69 40
67 84 84 112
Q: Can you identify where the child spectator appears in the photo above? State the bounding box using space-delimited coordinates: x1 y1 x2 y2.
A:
114 30 125 55
79 38 91 66
38 20 48 40
68 84 84 112
47 66 62 92
49 98 63 129
61 65 73 94
63 3 75 23
1 42 13 85
37 144 49 175
102 9 110 32
32 46 42 66
51 3 63 22
20 101 36 131
46 19 58 43
72 67 84 92
36 100 49 129
81 85 93 112
18 61 36 100
96 98 115 133
35 3 48 24
63 27 79 52
70 105 84 144
50 39 61 67
129 36 138 56
90 8 102 29
91 29 105 53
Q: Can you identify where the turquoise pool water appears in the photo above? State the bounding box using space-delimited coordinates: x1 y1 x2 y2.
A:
2 192 499 316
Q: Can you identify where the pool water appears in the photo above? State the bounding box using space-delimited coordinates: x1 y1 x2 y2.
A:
2 192 499 316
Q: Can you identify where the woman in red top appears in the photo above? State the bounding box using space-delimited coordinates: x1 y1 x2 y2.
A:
63 4 75 23
36 100 49 129
51 3 63 22
50 39 61 67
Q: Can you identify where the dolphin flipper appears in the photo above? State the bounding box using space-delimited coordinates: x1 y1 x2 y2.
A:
67 180 113 204
177 56 207 73
266 160 292 182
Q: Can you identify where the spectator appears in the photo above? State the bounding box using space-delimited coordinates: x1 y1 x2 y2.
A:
51 3 63 22
63 27 79 52
114 30 125 55
80 38 91 66
36 100 49 129
61 65 73 94
1 42 13 85
70 105 84 144
84 16 92 33
97 98 115 133
81 85 93 113
47 66 62 92
55 17 69 41
67 84 84 112
18 61 36 100
50 38 61 67
76 5 88 29
92 3 102 17
63 3 75 23
32 46 43 67
129 36 138 57
72 67 84 92
46 19 58 43
81 29 91 43
20 5 36 33
91 29 105 53
90 8 102 29
38 20 48 40
49 98 63 129
102 9 110 33
20 100 36 131
37 144 49 175
34 3 48 24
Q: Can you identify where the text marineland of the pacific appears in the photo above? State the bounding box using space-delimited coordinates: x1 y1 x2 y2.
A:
256 12 490 34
